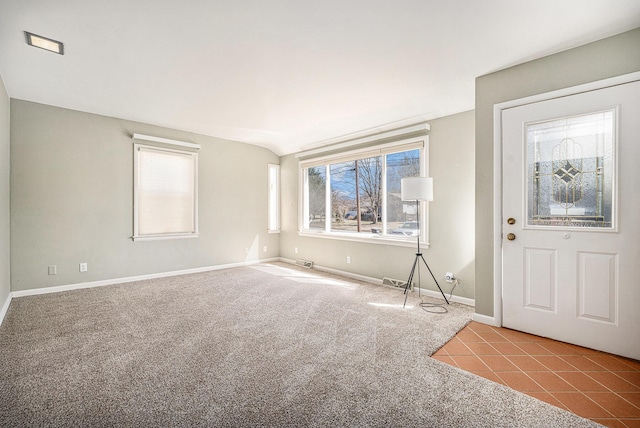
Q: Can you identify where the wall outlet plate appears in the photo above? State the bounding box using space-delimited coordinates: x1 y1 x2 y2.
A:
445 272 454 283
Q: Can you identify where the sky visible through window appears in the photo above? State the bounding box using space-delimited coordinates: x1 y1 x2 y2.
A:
307 149 420 235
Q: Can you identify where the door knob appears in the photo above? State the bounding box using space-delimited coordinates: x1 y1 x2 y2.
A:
507 218 516 225
507 233 516 241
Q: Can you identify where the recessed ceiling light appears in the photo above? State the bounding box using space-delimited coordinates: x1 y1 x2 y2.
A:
25 31 64 55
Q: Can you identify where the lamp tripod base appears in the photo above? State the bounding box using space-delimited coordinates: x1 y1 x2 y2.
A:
403 252 450 308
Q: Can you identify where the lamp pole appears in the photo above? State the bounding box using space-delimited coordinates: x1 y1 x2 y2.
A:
400 176 450 308
355 160 361 232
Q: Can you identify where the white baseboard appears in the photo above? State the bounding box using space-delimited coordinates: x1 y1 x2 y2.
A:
414 287 475 307
279 257 383 285
11 258 280 298
279 257 475 307
4 257 482 324
0 292 12 327
472 313 499 326
314 264 383 286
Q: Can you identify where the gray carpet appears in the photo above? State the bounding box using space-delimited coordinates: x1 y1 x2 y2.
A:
0 262 600 427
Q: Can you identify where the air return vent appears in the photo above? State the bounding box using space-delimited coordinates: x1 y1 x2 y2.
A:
295 259 314 268
382 277 413 291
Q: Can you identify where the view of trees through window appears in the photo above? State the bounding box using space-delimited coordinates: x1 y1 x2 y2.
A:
305 148 421 237
307 167 326 230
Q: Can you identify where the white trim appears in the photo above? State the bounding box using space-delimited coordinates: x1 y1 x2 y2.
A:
472 313 498 326
0 293 12 327
10 258 279 298
278 257 474 306
299 137 425 167
492 71 640 327
312 263 383 286
132 133 200 149
297 118 430 158
267 163 281 233
132 233 200 242
279 257 384 285
414 287 475 307
297 230 423 249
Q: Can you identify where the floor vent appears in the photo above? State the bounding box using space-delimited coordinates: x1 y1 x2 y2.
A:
295 259 314 268
382 277 413 291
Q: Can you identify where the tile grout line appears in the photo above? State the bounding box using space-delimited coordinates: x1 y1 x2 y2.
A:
546 390 616 420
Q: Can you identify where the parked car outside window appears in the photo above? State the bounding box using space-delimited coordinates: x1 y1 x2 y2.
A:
390 221 419 236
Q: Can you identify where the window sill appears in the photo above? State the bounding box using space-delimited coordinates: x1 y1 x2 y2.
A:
132 233 199 242
297 230 429 249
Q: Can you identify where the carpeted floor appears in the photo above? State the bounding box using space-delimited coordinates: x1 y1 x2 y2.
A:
0 262 600 427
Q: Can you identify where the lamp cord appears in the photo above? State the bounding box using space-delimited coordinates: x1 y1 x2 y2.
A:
417 279 458 314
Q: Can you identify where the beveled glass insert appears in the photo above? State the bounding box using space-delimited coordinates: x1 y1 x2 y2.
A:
526 110 614 229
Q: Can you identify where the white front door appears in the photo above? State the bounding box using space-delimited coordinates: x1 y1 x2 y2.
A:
501 79 640 360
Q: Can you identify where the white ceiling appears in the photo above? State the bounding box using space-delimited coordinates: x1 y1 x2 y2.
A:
1 1 639 155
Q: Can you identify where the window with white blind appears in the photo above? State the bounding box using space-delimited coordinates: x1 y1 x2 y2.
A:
133 143 199 241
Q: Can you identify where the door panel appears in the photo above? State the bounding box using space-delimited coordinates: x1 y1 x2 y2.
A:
524 248 556 312
577 251 617 323
502 80 640 360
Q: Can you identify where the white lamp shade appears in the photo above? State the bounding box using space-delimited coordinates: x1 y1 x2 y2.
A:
401 177 433 201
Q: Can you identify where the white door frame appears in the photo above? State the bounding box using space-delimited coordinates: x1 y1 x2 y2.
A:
491 71 640 327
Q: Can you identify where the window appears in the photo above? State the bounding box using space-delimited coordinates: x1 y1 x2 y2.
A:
299 137 427 244
133 143 199 241
268 164 280 233
526 110 615 229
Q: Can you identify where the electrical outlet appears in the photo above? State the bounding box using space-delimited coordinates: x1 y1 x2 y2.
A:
263 246 267 252
79 263 88 272
294 247 299 254
445 272 454 283
347 256 351 264
48 265 57 275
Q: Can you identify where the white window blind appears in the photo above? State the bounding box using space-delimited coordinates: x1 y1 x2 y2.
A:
298 140 424 169
134 144 198 240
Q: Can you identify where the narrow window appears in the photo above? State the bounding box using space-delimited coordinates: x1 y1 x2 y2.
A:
268 163 280 233
134 144 198 240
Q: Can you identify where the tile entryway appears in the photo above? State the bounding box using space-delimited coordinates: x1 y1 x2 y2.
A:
432 321 640 428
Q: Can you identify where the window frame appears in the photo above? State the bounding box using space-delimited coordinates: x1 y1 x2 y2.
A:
297 135 430 247
133 142 200 242
268 163 281 233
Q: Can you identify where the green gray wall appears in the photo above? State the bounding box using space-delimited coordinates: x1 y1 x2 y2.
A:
475 27 640 317
280 110 475 300
0 75 9 309
10 100 279 292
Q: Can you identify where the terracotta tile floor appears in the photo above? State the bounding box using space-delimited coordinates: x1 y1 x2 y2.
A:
432 321 640 428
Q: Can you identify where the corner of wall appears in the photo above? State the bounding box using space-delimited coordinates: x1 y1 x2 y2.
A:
0 72 11 320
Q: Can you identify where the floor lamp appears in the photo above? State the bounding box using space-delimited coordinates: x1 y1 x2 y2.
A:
401 176 450 308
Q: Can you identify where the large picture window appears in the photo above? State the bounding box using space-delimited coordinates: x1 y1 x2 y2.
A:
299 138 427 244
133 143 199 241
